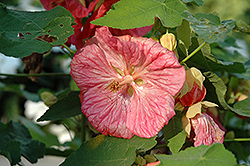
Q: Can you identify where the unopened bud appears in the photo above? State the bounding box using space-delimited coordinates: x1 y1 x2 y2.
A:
160 33 177 51
40 91 58 107
135 155 146 166
144 155 157 163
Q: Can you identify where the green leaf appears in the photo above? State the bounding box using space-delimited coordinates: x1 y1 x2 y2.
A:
37 91 82 121
0 121 45 165
1 141 21 165
182 37 246 73
60 135 157 166
19 116 61 147
91 0 186 29
203 71 229 109
234 20 250 35
182 11 235 43
233 97 250 117
177 19 191 49
167 130 187 154
203 72 250 117
182 0 204 6
0 4 74 58
163 111 183 141
155 143 237 166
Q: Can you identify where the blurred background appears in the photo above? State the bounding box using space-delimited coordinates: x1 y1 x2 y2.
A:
0 0 250 165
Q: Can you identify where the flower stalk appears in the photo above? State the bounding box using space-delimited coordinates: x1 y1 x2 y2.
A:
180 42 207 65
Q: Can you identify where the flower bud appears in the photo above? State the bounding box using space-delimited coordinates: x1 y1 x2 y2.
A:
160 33 177 51
40 91 58 107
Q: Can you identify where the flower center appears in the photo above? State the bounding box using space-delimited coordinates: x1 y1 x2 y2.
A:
107 80 122 93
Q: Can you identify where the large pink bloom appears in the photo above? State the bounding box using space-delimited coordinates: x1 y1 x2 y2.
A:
70 26 185 138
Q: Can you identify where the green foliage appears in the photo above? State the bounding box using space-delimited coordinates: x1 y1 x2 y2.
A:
204 72 250 117
155 143 237 166
167 130 187 154
234 20 250 35
60 135 157 166
180 38 246 73
182 11 235 43
182 0 204 6
0 121 45 165
37 91 82 121
233 97 250 117
0 4 74 58
91 0 186 29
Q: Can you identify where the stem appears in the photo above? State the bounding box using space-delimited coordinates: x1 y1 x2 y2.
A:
62 43 75 58
224 138 250 142
0 73 70 77
180 42 206 65
62 123 77 150
81 114 86 143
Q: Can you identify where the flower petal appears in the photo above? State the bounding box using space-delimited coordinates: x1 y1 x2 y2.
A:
82 84 134 139
127 83 175 138
70 43 119 91
131 37 185 96
95 26 141 72
191 113 225 147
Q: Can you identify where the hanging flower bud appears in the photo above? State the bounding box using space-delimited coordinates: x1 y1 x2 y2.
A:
175 67 206 108
160 33 177 51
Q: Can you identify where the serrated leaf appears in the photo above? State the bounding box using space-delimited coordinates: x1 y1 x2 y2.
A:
182 37 245 73
37 91 82 121
0 4 74 58
182 0 204 6
168 130 186 154
0 121 45 165
163 111 183 141
1 141 21 165
182 11 235 43
155 143 237 166
91 0 186 29
60 135 157 166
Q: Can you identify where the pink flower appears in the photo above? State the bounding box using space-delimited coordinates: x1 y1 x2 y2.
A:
191 113 225 147
70 26 185 138
40 0 98 18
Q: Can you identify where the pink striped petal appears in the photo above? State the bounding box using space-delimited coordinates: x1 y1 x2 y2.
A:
82 84 134 139
191 113 225 147
131 37 185 96
70 44 119 91
127 83 175 138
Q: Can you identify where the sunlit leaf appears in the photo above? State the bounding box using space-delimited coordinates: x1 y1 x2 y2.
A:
182 11 235 43
182 0 204 6
167 130 187 154
60 135 157 166
155 143 237 166
91 0 186 29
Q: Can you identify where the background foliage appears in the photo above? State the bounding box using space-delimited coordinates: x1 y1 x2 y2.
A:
0 0 250 165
